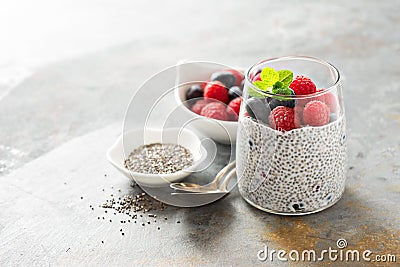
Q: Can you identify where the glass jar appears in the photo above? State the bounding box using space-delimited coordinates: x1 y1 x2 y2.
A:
236 56 346 215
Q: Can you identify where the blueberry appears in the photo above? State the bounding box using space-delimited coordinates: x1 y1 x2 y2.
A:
228 86 242 101
268 89 296 110
245 98 270 124
210 71 237 88
185 84 203 101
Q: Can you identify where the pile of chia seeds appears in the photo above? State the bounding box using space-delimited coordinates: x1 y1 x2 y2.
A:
100 191 168 224
124 143 193 174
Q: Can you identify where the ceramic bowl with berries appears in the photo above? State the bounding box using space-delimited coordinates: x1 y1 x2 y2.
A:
174 62 244 144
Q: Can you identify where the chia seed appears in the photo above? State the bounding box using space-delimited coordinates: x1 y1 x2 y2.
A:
124 143 193 174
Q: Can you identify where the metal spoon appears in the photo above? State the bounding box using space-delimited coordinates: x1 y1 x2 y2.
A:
170 161 236 194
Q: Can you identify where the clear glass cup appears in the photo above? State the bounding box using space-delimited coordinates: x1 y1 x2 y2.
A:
236 56 346 215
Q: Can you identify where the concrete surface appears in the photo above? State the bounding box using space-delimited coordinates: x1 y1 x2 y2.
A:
0 0 399 266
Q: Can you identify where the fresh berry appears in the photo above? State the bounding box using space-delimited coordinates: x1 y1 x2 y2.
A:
245 98 270 124
200 102 230 121
240 79 245 90
204 81 229 103
316 88 338 113
252 73 261 82
210 71 237 88
269 89 296 110
289 75 316 95
228 86 242 101
249 69 261 80
228 97 242 116
268 106 297 131
191 99 209 115
226 69 244 86
200 81 209 90
185 84 203 101
303 100 330 126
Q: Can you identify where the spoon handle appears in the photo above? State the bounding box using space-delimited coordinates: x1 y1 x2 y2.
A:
214 161 236 185
220 168 236 191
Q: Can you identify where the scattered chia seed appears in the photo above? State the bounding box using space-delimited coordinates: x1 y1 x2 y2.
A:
124 143 193 174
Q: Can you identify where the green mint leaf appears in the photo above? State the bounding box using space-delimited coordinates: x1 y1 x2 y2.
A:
271 86 292 100
249 81 270 98
273 81 284 89
253 81 269 90
249 87 269 98
260 67 279 86
278 70 293 87
272 86 291 95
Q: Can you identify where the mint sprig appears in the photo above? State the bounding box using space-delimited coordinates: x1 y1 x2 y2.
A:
250 67 293 98
260 67 279 87
278 70 293 87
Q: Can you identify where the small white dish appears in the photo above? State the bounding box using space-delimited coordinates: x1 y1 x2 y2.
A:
107 127 206 187
174 61 242 144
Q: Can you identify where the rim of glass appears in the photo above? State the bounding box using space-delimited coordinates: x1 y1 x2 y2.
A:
245 55 341 100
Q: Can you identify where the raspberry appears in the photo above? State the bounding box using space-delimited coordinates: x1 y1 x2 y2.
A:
316 88 338 113
228 97 242 116
226 69 244 86
204 81 229 103
252 73 261 82
289 75 316 95
191 99 208 115
200 102 230 121
303 100 330 126
269 106 297 131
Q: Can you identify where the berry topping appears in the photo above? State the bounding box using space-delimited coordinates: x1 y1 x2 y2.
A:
210 71 237 88
252 73 262 82
269 106 298 131
228 86 242 101
191 99 209 115
226 69 244 86
250 69 261 80
303 100 330 126
200 102 230 121
316 88 338 113
204 81 229 103
228 97 242 116
289 75 317 95
185 84 203 101
269 88 296 110
245 98 270 124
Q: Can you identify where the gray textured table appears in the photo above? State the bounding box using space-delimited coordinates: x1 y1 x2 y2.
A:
0 0 399 266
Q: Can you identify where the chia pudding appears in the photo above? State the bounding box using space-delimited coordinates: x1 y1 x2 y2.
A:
237 56 346 214
236 116 346 214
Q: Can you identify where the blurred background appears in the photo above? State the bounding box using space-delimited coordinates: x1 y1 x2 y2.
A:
0 0 399 175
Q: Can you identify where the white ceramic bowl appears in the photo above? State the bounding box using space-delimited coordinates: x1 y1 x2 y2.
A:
174 62 241 144
106 127 206 187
